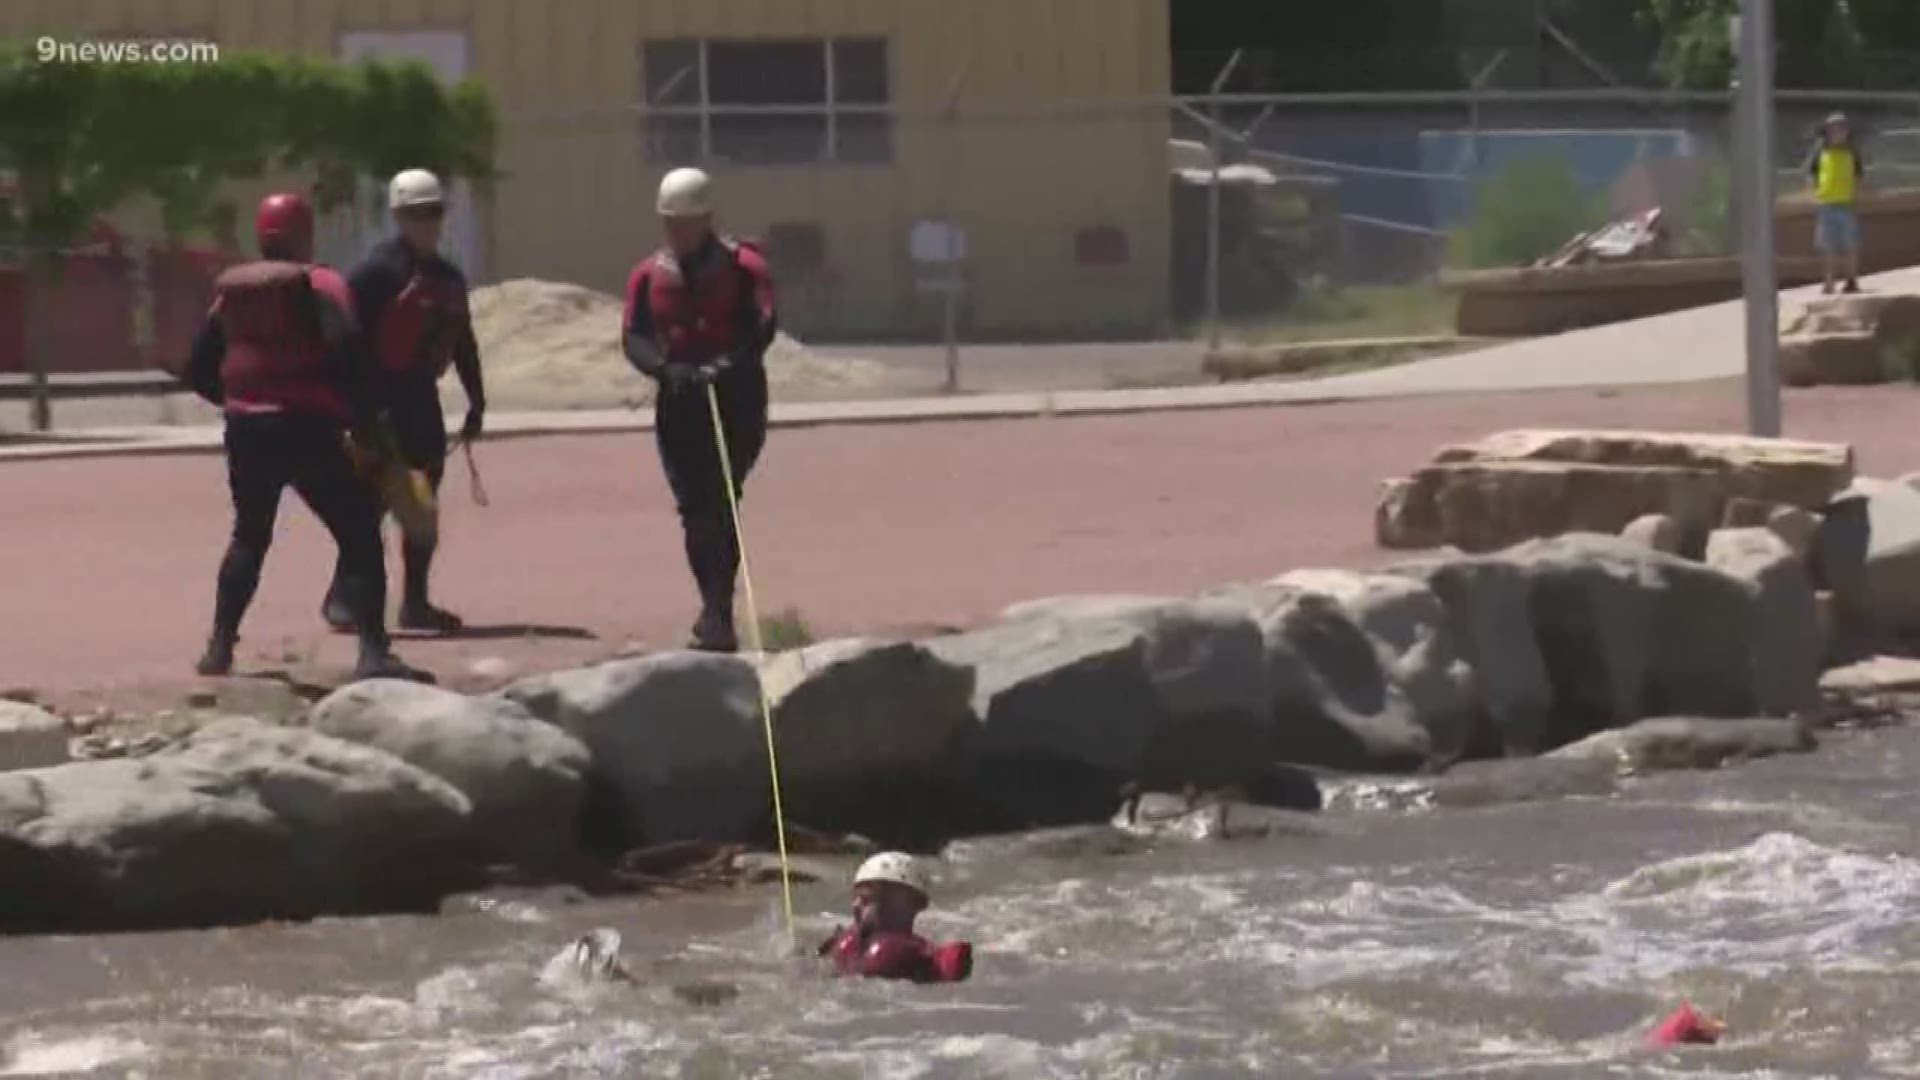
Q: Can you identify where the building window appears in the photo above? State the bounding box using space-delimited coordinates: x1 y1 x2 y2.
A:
641 38 892 166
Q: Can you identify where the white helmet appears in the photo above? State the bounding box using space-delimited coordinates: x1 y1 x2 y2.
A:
389 168 445 210
657 167 714 217
853 852 930 898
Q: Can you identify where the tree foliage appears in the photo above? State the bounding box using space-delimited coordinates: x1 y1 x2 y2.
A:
1450 156 1603 269
0 40 500 255
1639 0 1920 89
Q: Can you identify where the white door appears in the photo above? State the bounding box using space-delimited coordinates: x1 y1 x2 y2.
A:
326 29 484 280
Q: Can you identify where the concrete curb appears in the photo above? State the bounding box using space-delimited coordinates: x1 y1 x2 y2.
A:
0 384 1377 464
0 370 1752 465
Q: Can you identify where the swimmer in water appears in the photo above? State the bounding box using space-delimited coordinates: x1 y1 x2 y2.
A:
818 852 972 983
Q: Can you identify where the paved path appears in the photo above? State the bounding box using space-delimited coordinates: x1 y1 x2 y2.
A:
8 381 1920 709
1300 264 1920 398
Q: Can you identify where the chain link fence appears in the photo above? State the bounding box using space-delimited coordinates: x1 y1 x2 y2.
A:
13 88 1920 429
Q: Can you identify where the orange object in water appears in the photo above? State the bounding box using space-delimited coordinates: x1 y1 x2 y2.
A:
1648 1001 1725 1047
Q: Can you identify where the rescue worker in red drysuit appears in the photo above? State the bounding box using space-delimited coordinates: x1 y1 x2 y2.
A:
320 168 485 635
1648 1001 1724 1047
622 167 776 653
818 853 974 984
180 193 427 682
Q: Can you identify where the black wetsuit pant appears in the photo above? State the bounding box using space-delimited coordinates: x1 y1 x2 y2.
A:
656 366 769 618
326 379 447 613
215 412 387 645
388 380 449 607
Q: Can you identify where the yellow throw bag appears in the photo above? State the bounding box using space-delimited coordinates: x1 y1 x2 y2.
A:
344 429 439 548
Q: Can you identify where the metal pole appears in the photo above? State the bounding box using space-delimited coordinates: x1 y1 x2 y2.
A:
1737 0 1781 437
942 282 960 392
1205 50 1243 352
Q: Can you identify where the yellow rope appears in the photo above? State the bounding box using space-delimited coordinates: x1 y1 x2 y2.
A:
706 382 797 945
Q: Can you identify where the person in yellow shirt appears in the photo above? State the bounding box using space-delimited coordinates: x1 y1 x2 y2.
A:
1808 111 1866 295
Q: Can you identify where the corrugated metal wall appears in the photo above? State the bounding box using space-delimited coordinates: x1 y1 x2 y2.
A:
0 0 1172 339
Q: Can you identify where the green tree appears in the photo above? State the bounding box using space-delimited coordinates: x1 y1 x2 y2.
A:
1450 156 1603 269
0 42 499 428
1639 0 1872 89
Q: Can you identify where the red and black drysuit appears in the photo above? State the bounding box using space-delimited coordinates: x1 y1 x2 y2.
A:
321 236 485 630
819 925 974 983
621 233 775 649
182 260 400 672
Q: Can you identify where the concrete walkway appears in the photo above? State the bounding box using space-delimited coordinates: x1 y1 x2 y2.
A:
3 264 1912 463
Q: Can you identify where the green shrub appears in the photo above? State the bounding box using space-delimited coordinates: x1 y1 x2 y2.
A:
1449 156 1605 269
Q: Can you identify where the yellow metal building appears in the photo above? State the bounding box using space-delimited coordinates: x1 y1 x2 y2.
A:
1 0 1173 340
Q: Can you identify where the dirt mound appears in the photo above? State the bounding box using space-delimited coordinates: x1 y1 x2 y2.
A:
462 279 892 410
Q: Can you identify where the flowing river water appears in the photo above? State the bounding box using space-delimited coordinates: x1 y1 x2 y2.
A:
5 716 1920 1079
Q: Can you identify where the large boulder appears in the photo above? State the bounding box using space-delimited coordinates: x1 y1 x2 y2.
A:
1205 584 1431 772
1862 483 1920 640
1703 528 1822 715
1379 429 1855 553
1817 490 1875 659
1547 716 1814 775
1779 331 1888 387
0 701 67 772
1433 429 1854 510
1382 555 1553 756
500 654 767 846
1500 534 1762 746
1271 569 1480 765
1779 293 1920 386
309 680 591 868
0 718 472 932
928 597 1270 825
1620 512 1683 554
1375 460 1726 553
758 637 976 839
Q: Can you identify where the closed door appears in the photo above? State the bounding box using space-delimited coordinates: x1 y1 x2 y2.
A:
328 29 484 280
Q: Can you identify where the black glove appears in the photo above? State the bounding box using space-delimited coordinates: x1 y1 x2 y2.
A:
461 403 485 442
661 364 701 394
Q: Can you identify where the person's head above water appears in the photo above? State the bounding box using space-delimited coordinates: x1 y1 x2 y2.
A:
851 852 930 933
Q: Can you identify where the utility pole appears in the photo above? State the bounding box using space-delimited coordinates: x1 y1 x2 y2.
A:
1735 0 1781 437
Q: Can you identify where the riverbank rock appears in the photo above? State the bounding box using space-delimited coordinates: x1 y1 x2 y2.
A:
1111 790 1330 843
1377 429 1854 552
1503 534 1764 745
1621 513 1683 554
1703 528 1822 715
500 654 766 846
1547 717 1814 775
309 680 591 869
1436 430 1854 509
930 597 1269 825
0 701 68 772
1383 554 1553 756
1272 569 1480 765
759 638 975 839
1779 293 1920 386
1320 757 1619 813
1863 482 1920 639
1207 584 1431 771
0 718 472 932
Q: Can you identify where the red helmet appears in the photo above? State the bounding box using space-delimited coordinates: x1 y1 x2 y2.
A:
254 192 314 259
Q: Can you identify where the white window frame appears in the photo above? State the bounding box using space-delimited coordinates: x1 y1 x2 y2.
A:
644 37 892 166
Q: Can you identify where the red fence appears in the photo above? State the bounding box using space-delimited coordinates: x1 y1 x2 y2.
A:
0 225 233 376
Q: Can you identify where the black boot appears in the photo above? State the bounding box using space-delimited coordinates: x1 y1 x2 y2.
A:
397 538 464 634
320 573 357 634
195 627 238 677
688 606 739 653
353 637 434 683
